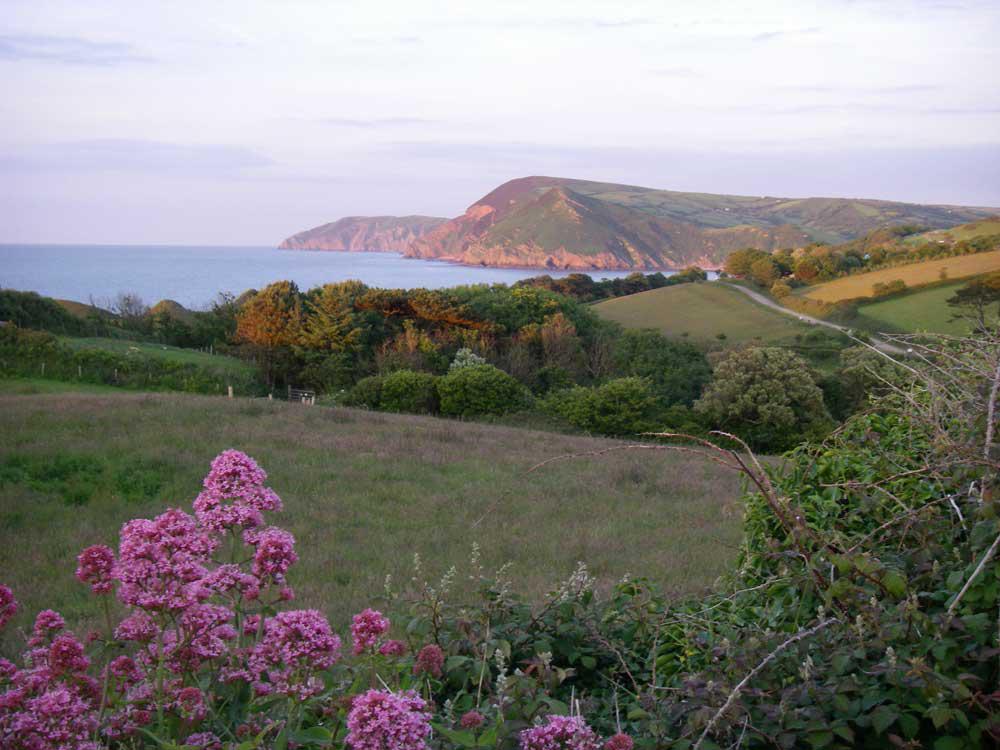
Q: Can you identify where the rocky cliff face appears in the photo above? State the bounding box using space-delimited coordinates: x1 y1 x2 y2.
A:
279 216 447 252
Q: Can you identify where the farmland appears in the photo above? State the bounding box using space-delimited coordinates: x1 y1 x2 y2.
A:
593 281 813 344
60 336 255 377
801 249 1000 303
854 282 971 335
0 386 743 650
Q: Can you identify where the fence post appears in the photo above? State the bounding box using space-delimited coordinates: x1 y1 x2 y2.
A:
77 365 82 378
41 362 45 377
228 385 234 399
268 393 273 401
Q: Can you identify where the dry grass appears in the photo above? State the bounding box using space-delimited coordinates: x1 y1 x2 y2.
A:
802 250 1000 302
0 388 743 650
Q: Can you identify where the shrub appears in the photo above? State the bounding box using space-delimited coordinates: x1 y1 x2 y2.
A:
378 369 439 414
343 374 384 409
542 377 660 436
695 346 832 451
609 329 711 407
871 278 907 297
771 280 792 298
448 347 487 371
437 364 530 417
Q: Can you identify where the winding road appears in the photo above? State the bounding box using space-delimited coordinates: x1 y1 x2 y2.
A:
725 283 907 356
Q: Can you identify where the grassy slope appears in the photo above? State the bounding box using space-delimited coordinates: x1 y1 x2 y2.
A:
61 336 254 376
801 250 1000 303
854 283 971 335
0 389 742 647
594 282 812 344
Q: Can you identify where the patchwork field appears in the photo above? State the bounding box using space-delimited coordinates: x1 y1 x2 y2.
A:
594 281 812 343
855 282 971 335
0 386 742 653
802 250 1000 303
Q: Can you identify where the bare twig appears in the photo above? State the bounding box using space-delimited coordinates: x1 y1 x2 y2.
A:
947 532 1000 618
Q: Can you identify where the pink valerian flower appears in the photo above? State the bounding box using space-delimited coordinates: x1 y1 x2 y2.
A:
162 604 237 673
346 689 432 750
27 610 65 648
193 450 282 532
75 545 115 595
251 528 298 582
604 733 634 750
351 608 390 655
0 659 17 682
519 715 602 750
460 710 485 729
378 639 407 657
114 508 218 612
185 731 223 749
244 610 341 700
413 644 445 679
0 685 100 750
197 564 261 601
115 611 157 643
46 635 90 676
107 656 141 684
0 585 17 630
173 686 207 722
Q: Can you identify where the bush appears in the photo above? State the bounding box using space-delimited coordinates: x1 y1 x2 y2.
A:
871 278 907 297
610 329 711 407
541 377 660 436
695 346 832 451
771 280 793 298
378 369 439 414
437 364 530 417
343 374 383 409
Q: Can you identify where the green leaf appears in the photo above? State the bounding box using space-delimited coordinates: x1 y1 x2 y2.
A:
927 705 954 730
882 570 907 598
291 726 333 746
870 705 899 734
934 738 968 750
898 713 919 739
580 655 597 669
807 731 834 748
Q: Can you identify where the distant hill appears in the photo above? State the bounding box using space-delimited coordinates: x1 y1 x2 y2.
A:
279 215 448 252
280 176 997 270
407 177 997 270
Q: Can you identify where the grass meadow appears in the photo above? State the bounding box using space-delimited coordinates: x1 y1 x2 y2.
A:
802 250 1000 303
0 385 743 654
594 282 811 344
854 282 971 335
60 336 255 376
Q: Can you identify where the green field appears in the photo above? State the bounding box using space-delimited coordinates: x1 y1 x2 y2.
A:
0 377 122 395
0 387 742 651
61 336 254 376
594 282 812 344
855 283 972 335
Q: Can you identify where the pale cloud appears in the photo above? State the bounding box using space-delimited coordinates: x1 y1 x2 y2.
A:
0 33 151 65
0 0 996 243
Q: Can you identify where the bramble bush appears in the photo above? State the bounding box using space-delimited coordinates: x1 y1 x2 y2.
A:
379 370 440 415
3 328 1000 749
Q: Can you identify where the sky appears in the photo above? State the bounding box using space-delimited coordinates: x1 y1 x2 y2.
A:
1 0 998 245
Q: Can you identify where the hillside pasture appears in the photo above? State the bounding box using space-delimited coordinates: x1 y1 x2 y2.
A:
0 388 743 649
594 281 812 344
61 336 254 377
854 282 971 335
802 249 1000 302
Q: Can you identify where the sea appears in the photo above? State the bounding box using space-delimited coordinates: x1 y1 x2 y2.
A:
0 244 657 310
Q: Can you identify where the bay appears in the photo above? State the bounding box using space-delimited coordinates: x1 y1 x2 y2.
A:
0 244 659 309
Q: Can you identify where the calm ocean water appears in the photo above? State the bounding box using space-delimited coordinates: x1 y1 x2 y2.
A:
0 244 651 309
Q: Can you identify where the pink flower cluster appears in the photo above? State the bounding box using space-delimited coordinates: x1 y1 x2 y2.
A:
75 545 115 595
413 643 445 679
351 608 390 655
520 715 602 750
239 609 342 700
0 609 100 750
2 450 341 747
346 689 432 750
604 733 634 750
0 584 18 630
193 449 282 532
